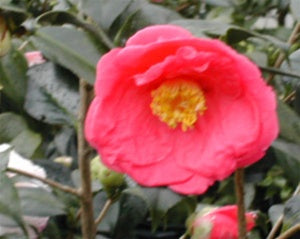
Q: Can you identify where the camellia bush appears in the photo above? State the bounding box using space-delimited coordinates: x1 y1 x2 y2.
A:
0 0 300 239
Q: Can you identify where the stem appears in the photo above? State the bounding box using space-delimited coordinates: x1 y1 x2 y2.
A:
235 168 248 239
7 167 80 196
266 22 300 83
94 199 113 226
276 224 300 239
78 79 96 239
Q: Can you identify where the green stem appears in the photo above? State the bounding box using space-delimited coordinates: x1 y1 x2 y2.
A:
235 168 247 239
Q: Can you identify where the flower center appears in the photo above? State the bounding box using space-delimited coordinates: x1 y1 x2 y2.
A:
150 80 207 131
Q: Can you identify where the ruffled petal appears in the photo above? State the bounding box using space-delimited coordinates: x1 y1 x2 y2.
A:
169 174 215 195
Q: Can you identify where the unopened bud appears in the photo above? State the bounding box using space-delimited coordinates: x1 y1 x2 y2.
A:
91 156 125 198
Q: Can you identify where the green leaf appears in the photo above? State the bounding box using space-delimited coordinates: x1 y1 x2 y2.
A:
283 195 300 230
10 130 41 159
268 204 284 226
37 11 83 26
0 113 41 158
0 113 27 143
272 139 300 186
291 0 300 22
171 19 231 37
0 173 27 237
113 191 148 238
81 0 132 31
131 0 182 28
0 145 11 171
0 48 28 107
93 192 120 232
24 62 79 126
277 100 300 144
140 187 183 230
280 49 300 87
18 187 65 217
31 26 101 84
225 27 289 50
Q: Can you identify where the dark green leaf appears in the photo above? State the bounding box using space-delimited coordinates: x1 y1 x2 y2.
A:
37 11 83 26
283 195 300 229
31 26 101 84
171 19 231 37
280 49 300 87
131 0 182 28
0 113 41 158
0 48 28 107
93 192 120 232
0 113 27 143
141 187 183 230
81 0 132 31
24 62 79 126
272 139 300 186
18 187 65 217
225 27 289 50
277 100 300 144
0 173 27 237
113 191 148 238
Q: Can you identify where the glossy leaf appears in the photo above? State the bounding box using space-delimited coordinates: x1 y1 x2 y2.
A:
171 19 231 37
277 100 300 144
31 26 101 84
0 48 28 107
18 187 65 217
283 195 300 233
272 139 300 186
0 173 27 237
24 62 79 126
0 113 41 158
81 0 132 31
113 191 148 238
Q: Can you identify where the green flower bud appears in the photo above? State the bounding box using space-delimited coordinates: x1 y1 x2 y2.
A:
91 156 125 198
0 16 11 57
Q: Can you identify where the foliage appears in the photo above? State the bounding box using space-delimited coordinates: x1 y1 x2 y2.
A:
0 0 299 238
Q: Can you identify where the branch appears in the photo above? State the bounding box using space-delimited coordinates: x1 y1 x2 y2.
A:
266 22 300 83
235 168 247 239
94 199 113 226
7 167 80 196
78 79 96 239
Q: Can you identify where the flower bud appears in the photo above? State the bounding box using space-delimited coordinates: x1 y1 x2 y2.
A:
91 156 125 197
0 16 11 57
187 205 256 239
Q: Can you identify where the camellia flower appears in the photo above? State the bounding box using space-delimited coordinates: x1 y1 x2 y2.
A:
0 144 49 238
85 25 278 194
188 205 256 239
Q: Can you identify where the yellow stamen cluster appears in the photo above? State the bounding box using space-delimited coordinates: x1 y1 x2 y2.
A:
150 80 207 131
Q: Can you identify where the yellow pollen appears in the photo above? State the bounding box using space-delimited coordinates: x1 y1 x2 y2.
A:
150 80 207 131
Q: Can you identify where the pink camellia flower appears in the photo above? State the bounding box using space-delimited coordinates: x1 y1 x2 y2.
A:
25 51 46 67
190 205 256 239
85 25 278 194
